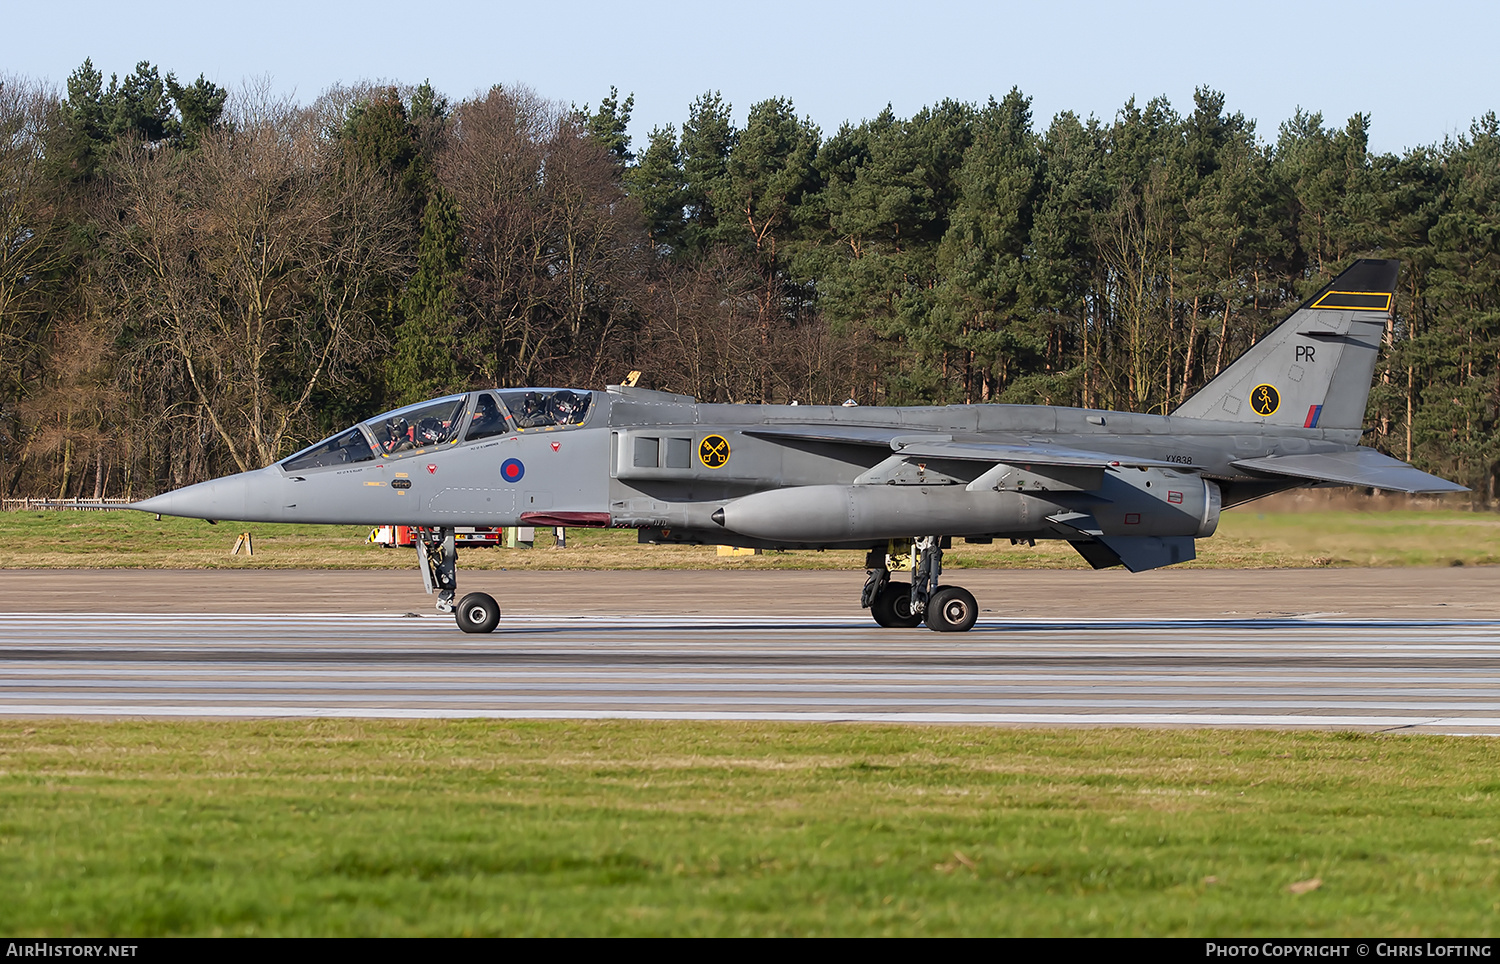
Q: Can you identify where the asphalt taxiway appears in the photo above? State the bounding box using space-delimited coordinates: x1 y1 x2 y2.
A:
0 568 1496 732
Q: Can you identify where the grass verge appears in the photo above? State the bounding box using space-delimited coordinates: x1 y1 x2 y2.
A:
0 720 1495 936
1 502 1496 569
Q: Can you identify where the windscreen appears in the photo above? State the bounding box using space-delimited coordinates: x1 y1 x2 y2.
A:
282 427 377 471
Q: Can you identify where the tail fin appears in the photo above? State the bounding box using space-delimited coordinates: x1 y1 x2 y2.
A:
1172 259 1397 430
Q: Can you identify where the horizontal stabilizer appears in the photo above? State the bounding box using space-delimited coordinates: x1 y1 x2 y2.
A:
1232 448 1468 494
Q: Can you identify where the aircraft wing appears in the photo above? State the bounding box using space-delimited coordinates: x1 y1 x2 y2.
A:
744 425 947 447
891 439 1181 469
1231 448 1468 494
746 426 1179 469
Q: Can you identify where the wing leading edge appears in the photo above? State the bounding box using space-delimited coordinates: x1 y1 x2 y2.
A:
892 439 1179 469
745 425 1179 469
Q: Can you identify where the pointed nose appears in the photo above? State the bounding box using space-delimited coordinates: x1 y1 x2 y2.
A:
130 466 285 523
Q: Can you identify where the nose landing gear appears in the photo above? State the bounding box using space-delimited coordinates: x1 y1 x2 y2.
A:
415 526 502 633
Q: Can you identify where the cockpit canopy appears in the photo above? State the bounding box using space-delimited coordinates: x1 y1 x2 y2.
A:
372 395 469 456
280 389 594 471
495 389 589 430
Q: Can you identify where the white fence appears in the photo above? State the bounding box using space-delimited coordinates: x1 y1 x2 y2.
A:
2 497 135 511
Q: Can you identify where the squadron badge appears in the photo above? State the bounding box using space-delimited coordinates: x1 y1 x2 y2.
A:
1250 384 1280 416
698 435 730 469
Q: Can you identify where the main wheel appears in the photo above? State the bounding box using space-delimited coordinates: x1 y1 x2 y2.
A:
870 581 923 628
455 591 501 634
925 586 978 633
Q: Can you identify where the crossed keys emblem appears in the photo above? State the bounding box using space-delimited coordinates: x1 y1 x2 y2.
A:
1251 384 1280 416
699 434 731 468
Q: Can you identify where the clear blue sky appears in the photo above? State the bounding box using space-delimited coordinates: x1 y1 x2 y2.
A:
5 0 1494 155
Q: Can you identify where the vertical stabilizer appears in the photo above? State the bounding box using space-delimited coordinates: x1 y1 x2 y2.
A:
1172 259 1397 430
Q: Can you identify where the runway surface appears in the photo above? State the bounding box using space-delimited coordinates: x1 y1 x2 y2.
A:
3 608 1499 733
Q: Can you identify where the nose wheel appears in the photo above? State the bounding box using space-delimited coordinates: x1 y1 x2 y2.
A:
455 592 501 634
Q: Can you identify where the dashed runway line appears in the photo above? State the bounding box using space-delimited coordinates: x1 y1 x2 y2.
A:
1 613 1498 733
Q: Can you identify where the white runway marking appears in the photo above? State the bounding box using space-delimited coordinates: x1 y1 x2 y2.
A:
1 613 1498 733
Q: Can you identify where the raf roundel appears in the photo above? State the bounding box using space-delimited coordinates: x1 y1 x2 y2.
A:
501 458 525 483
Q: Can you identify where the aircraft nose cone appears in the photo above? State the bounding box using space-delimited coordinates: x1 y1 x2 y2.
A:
130 466 282 522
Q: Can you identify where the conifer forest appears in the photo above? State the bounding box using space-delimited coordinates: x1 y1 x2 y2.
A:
2 62 1498 500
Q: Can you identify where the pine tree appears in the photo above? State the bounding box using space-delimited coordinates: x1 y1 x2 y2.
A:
409 80 449 125
388 188 465 405
678 91 736 257
575 86 634 167
47 59 109 184
624 125 687 250
104 62 177 144
725 97 820 268
341 88 426 216
1417 113 1500 497
165 73 227 149
934 88 1040 402
1025 111 1108 407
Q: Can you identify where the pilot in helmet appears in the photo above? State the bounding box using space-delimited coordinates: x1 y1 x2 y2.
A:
550 390 580 422
416 417 446 446
384 417 411 452
521 392 546 427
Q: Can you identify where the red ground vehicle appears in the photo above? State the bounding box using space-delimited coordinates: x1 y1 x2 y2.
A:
369 525 504 547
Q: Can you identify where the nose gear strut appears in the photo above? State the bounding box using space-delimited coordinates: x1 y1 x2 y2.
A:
413 526 503 633
414 526 457 613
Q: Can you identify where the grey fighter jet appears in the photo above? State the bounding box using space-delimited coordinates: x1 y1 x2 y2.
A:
132 259 1463 633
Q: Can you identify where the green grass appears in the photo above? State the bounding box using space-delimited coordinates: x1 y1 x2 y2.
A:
1 500 1496 569
0 720 1496 936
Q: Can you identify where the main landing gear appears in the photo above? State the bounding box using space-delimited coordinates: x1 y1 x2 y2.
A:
861 536 979 633
415 526 501 634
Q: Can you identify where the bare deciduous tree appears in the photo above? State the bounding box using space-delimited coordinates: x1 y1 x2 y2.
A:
0 76 60 400
441 85 646 389
105 93 409 474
